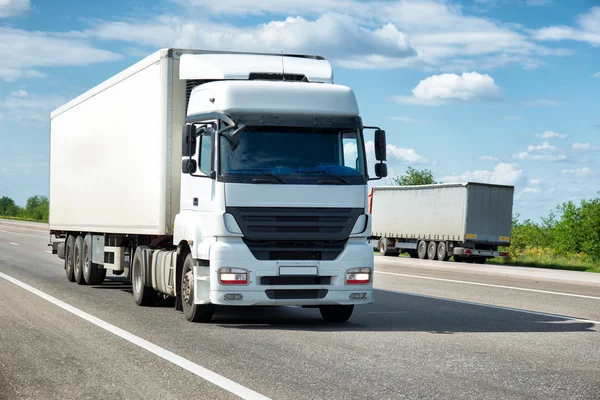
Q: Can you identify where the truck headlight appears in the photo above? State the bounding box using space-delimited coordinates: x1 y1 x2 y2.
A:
218 267 249 285
345 268 371 285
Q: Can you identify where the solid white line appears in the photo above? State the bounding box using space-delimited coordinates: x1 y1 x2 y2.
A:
376 288 600 325
9 242 19 246
0 271 271 400
0 229 47 239
375 271 600 300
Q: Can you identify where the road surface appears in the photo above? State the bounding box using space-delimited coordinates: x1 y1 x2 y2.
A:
1 219 599 399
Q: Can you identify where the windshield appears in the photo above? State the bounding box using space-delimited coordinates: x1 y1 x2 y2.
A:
219 126 366 185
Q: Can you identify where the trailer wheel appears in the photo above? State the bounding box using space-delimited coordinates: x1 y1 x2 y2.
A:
437 242 450 262
380 238 398 257
408 251 419 259
132 246 157 306
83 234 105 285
65 235 76 282
181 254 214 323
427 241 437 260
319 305 354 322
74 236 86 285
417 241 427 259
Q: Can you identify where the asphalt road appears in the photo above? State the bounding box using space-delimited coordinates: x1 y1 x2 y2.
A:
1 219 599 400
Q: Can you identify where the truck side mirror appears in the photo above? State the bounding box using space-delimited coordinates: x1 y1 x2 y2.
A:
182 124 196 157
375 163 388 178
182 159 197 174
374 129 386 161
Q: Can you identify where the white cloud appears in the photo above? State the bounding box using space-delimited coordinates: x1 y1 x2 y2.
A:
477 155 499 162
441 163 524 186
10 89 28 97
537 130 567 139
0 92 66 125
85 0 571 71
529 179 541 185
512 141 568 162
0 0 30 18
516 187 541 200
533 6 600 46
521 99 563 107
392 71 502 106
365 141 429 165
0 27 121 81
593 72 600 78
572 142 590 151
561 168 596 177
386 116 432 123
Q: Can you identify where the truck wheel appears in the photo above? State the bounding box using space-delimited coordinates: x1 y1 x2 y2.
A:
132 246 157 306
181 254 214 322
74 236 86 285
427 241 437 260
453 256 464 263
379 238 397 257
65 235 76 282
417 241 427 259
83 234 105 285
408 251 419 259
437 242 449 262
319 305 354 322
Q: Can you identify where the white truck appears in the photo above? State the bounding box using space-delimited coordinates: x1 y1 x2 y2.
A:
369 183 514 264
49 48 388 323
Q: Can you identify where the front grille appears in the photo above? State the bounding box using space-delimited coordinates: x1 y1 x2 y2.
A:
227 207 363 241
243 239 346 261
265 289 328 300
260 276 331 286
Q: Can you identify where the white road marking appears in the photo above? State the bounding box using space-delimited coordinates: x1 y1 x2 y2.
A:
376 288 600 325
0 271 271 400
0 229 47 239
9 242 19 246
375 271 600 300
45 250 52 253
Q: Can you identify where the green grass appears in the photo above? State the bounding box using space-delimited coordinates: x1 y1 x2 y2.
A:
487 255 600 273
0 215 47 223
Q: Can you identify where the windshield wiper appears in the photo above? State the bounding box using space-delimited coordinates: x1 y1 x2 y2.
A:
300 169 350 184
238 169 287 184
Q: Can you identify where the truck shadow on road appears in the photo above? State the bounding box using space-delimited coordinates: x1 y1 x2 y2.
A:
213 289 597 333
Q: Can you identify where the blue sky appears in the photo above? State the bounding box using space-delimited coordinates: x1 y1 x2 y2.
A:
0 0 598 221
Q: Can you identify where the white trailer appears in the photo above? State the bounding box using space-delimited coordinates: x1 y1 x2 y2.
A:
49 48 389 322
369 183 514 263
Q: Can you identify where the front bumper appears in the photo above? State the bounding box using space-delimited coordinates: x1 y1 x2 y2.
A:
195 238 374 306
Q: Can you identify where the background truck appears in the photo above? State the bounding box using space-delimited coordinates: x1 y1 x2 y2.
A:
369 183 514 264
49 48 389 323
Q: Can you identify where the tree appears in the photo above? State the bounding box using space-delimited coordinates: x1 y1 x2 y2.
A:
393 167 437 186
24 195 49 221
0 196 20 217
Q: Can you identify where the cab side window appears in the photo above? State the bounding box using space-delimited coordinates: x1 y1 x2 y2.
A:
199 132 212 175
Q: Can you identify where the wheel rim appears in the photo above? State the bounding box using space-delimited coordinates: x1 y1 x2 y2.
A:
182 270 193 305
133 258 143 295
428 242 436 259
438 243 445 259
75 247 81 274
67 245 72 271
418 242 426 258
83 242 89 276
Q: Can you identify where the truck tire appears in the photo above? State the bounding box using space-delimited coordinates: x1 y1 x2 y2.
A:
65 235 76 282
417 241 427 259
83 234 106 285
74 236 87 285
380 238 398 257
427 241 437 260
408 250 419 259
437 242 450 262
181 254 214 322
453 256 464 263
132 246 157 306
319 305 354 322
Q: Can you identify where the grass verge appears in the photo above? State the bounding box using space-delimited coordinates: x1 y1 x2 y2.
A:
487 255 600 273
0 215 47 223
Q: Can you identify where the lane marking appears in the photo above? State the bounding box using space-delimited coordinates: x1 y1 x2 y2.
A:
0 229 47 239
375 271 600 301
0 225 48 234
0 271 271 400
375 288 600 325
9 242 19 246
45 250 52 253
